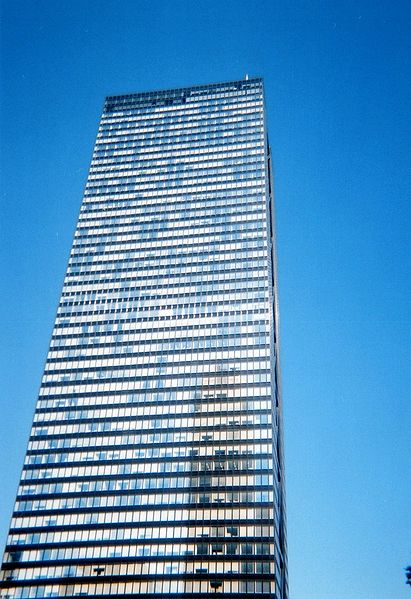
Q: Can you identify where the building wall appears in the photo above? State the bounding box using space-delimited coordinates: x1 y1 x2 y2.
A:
0 79 288 598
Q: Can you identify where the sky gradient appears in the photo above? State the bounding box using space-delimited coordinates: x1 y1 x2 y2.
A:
1 1 410 598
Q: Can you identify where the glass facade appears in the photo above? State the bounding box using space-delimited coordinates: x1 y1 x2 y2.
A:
0 78 288 598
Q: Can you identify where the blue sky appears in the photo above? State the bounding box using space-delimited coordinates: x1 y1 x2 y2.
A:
0 1 410 597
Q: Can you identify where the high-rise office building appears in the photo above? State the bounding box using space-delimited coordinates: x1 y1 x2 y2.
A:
0 78 287 598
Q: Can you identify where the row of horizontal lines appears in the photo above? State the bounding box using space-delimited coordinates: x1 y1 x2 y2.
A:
0 83 280 597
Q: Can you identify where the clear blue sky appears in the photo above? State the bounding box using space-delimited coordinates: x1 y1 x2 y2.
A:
0 1 410 597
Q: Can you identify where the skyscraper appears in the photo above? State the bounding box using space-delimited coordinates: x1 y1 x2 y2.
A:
0 78 288 598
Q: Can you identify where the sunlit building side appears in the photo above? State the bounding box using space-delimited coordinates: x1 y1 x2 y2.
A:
0 78 288 598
